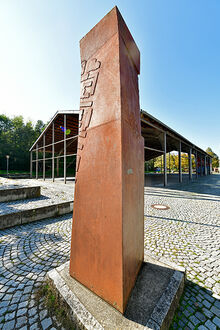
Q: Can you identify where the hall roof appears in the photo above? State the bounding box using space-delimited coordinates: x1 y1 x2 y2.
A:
140 110 210 160
30 109 211 161
30 110 79 153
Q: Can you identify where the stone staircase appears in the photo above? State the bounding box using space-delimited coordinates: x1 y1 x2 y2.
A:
0 181 73 230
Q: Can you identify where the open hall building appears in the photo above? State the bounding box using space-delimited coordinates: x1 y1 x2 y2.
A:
29 110 212 186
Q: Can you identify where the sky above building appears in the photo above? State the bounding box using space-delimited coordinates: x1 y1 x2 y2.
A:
0 0 219 156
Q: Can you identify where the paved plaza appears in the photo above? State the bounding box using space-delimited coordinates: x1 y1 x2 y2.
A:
0 175 219 329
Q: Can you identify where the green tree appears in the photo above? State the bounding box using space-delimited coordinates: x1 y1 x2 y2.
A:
206 147 219 168
0 114 45 172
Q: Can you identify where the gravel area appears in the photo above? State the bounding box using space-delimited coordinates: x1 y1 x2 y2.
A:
0 178 74 215
0 174 219 329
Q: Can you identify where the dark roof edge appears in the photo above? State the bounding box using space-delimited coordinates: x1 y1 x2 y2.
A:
141 109 211 157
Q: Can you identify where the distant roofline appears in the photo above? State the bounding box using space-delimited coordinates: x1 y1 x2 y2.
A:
30 108 211 157
141 109 210 157
29 110 79 151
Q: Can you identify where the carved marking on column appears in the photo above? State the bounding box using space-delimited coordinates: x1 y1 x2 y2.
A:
76 155 81 172
76 58 101 174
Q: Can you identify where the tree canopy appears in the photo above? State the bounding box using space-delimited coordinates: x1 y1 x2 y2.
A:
0 115 45 172
206 147 219 168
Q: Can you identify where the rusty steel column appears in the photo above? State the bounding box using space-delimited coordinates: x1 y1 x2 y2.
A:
69 6 144 313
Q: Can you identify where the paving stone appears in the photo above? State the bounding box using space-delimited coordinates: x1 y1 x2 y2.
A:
39 309 48 320
195 311 207 322
187 321 195 329
203 299 211 309
204 294 215 303
0 307 8 315
16 316 27 328
17 308 27 317
30 322 40 330
28 307 37 316
213 317 220 328
18 301 28 309
178 319 186 327
189 315 200 326
210 305 220 317
213 300 220 309
4 311 15 321
2 320 15 330
204 319 217 330
29 314 38 325
41 317 53 329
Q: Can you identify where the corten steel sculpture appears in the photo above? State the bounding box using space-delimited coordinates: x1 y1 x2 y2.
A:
69 6 144 313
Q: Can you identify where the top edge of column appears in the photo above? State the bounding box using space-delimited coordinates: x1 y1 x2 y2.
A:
80 6 140 74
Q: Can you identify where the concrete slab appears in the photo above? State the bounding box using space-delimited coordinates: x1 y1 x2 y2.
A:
0 201 73 229
47 253 185 329
0 186 41 202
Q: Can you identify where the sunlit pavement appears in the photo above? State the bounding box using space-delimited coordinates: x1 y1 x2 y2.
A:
145 174 220 329
0 175 219 329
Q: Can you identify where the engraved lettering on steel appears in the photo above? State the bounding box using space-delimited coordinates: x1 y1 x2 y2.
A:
76 58 101 173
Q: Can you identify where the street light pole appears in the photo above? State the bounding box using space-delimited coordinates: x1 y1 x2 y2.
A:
6 155 10 177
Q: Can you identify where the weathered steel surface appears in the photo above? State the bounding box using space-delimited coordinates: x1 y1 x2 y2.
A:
69 6 144 313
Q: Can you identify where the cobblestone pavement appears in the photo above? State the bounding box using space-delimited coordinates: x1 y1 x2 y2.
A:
145 174 220 329
0 213 72 329
0 178 74 215
0 175 219 329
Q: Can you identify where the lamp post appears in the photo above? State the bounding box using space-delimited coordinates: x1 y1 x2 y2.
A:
6 155 9 177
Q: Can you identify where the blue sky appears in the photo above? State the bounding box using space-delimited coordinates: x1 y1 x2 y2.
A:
0 0 219 156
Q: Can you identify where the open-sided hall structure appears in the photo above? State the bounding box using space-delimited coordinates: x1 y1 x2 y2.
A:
29 109 212 186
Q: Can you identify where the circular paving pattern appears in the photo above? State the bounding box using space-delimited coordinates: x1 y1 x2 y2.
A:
0 214 72 329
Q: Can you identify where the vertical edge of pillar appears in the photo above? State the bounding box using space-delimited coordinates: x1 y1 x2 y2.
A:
179 141 182 183
30 151 33 179
43 135 45 181
52 123 55 182
200 154 203 176
164 132 167 186
210 157 212 174
189 148 192 180
64 115 67 184
169 152 171 174
36 144 38 180
195 150 198 179
205 155 207 176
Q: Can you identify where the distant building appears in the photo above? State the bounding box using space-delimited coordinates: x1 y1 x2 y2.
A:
29 109 212 185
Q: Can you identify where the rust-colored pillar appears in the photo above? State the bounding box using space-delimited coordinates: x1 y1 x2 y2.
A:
69 6 144 313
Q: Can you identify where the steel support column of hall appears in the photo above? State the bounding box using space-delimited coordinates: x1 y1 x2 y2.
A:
29 109 212 186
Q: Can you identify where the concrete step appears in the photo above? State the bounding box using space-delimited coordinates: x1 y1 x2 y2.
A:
0 186 41 202
0 200 73 230
0 174 30 179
